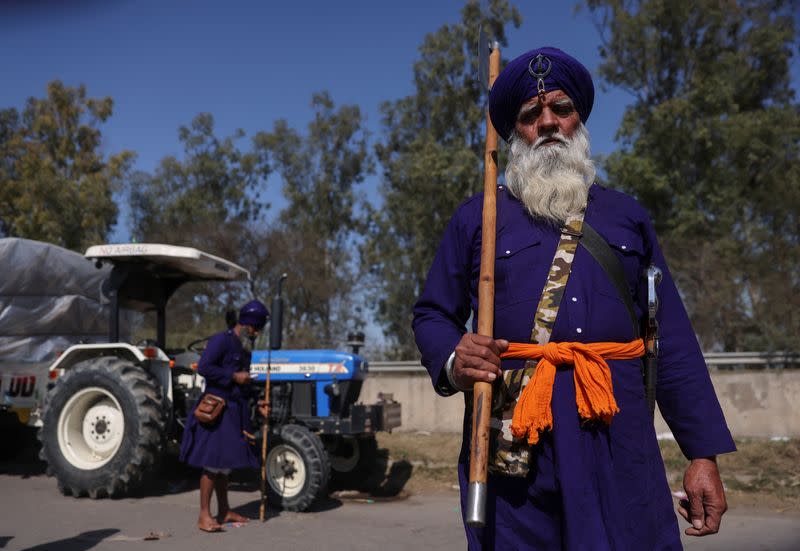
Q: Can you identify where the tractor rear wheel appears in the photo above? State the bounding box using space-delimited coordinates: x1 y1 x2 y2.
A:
38 357 166 498
266 423 329 511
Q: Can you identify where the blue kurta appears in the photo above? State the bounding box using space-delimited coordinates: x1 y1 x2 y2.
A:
179 329 259 470
412 184 735 550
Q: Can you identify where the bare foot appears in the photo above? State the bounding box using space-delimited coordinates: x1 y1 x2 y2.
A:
219 511 250 524
198 514 224 533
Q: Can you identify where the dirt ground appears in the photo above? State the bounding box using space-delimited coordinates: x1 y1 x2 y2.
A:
5 424 797 511
377 432 800 511
1 428 798 550
375 432 462 494
661 436 800 511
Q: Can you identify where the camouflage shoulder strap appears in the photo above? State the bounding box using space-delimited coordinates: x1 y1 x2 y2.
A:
464 212 585 478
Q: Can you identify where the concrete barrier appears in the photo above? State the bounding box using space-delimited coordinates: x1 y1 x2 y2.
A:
362 369 800 438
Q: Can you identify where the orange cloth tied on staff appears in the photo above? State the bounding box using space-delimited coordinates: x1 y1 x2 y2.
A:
501 339 645 445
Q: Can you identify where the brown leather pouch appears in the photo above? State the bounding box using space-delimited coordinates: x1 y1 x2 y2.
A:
194 393 226 424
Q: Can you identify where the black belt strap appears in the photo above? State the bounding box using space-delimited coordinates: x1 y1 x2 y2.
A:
578 222 640 339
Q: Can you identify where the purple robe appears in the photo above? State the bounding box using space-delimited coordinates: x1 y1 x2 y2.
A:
179 329 259 470
412 184 735 550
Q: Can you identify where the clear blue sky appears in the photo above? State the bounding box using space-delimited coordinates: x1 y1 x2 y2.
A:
0 0 636 237
2 0 798 240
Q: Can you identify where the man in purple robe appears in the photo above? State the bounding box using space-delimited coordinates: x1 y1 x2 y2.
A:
180 299 269 532
412 47 735 550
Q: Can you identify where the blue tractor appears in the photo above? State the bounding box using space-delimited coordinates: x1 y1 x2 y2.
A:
250 346 401 511
247 275 401 511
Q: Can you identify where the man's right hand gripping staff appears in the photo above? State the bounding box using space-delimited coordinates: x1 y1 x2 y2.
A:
451 334 509 390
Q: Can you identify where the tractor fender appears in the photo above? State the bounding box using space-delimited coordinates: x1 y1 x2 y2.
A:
49 344 173 409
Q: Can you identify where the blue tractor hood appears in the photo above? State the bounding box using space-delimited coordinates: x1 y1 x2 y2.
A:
249 349 368 383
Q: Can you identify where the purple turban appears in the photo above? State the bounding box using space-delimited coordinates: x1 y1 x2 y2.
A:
239 299 269 330
489 47 594 142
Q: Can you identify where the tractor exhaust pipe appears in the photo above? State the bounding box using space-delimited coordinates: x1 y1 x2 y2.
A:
269 273 287 350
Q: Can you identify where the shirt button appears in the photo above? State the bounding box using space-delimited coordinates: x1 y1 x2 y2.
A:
576 328 583 334
505 250 511 255
571 297 577 302
621 245 627 250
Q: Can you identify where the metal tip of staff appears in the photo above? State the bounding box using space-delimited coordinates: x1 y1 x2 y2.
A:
465 481 487 527
478 27 500 93
478 26 490 92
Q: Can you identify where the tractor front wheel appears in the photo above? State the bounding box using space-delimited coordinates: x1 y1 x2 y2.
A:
266 424 329 511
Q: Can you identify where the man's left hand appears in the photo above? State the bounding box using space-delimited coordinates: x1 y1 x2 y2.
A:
257 400 271 418
678 456 727 536
232 371 251 385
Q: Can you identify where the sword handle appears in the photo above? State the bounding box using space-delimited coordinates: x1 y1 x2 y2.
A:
644 264 662 418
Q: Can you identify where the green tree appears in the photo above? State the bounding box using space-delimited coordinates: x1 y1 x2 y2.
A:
130 112 268 249
253 92 371 348
363 0 521 358
129 113 271 344
0 81 133 250
584 0 800 350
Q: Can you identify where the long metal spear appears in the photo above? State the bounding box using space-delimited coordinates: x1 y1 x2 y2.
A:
466 31 501 528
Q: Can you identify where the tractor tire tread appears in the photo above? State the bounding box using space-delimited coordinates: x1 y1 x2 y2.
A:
37 356 166 499
267 424 330 512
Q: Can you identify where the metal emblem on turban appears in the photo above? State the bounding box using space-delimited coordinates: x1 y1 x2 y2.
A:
528 53 552 94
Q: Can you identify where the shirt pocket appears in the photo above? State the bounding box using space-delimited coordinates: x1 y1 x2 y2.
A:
494 232 544 306
588 228 646 341
597 226 646 303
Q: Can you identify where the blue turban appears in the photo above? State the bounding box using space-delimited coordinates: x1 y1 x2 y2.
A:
239 299 269 330
489 47 594 142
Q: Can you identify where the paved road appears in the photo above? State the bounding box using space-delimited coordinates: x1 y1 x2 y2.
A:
0 472 798 551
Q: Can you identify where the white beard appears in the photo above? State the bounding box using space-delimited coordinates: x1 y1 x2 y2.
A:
504 124 596 226
238 327 255 352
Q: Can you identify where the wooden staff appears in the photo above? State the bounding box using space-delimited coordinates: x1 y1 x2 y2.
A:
466 41 501 528
260 274 285 522
259 348 271 522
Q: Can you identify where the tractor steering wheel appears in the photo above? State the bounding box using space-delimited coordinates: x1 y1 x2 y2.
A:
187 336 211 354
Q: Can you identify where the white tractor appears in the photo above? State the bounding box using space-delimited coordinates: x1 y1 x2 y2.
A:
2 239 401 507
1 240 249 498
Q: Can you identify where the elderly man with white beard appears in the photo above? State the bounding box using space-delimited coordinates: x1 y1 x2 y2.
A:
412 47 735 550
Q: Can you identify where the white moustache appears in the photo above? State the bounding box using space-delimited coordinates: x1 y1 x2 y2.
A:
533 133 568 149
